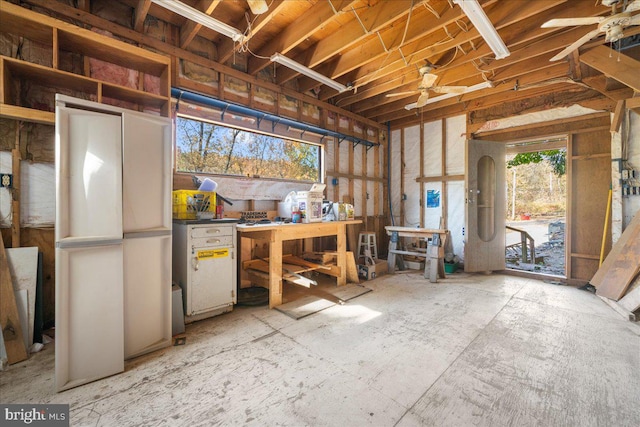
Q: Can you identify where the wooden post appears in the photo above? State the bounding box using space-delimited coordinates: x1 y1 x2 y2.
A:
11 121 21 247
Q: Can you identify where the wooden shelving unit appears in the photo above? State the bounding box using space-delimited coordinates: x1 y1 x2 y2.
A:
0 1 171 123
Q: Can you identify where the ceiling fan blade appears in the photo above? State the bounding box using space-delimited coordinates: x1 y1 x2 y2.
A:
541 17 604 28
625 0 640 13
549 28 602 61
416 92 430 108
386 91 419 97
420 73 438 88
431 86 467 94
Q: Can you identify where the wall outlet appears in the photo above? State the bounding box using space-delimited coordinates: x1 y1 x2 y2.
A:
1 173 13 188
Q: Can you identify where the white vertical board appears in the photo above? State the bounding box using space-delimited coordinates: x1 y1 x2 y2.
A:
447 180 466 260
55 107 123 242
123 235 172 359
446 115 466 175
122 112 172 233
6 247 38 347
424 182 443 229
423 120 442 177
404 125 421 227
391 129 402 225
55 245 124 391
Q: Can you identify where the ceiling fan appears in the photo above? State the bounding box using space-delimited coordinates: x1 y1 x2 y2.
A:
542 0 640 61
386 65 467 109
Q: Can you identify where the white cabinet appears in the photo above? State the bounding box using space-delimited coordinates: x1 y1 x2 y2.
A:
172 221 237 323
55 95 172 391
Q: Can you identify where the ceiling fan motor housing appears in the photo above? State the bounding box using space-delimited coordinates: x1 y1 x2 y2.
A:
600 13 632 42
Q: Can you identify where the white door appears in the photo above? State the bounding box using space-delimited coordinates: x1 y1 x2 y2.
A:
55 103 125 391
189 248 235 315
122 112 172 233
55 107 123 243
123 235 172 359
55 245 124 391
465 139 506 272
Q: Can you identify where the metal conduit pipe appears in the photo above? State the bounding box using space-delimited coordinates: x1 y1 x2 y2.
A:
171 88 377 148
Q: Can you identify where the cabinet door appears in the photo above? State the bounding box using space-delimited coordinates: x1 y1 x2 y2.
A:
122 112 172 233
55 244 124 391
123 235 172 359
189 248 235 315
55 106 123 243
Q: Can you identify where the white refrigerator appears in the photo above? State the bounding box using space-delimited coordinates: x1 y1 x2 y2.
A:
55 95 172 391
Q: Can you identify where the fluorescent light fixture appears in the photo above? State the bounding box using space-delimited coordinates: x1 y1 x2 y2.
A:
247 0 269 15
151 0 245 43
270 53 349 93
452 0 510 59
404 81 493 110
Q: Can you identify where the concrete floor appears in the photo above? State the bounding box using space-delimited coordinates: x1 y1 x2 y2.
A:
1 272 639 426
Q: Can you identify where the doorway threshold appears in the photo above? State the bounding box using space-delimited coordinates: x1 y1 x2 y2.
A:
502 268 571 285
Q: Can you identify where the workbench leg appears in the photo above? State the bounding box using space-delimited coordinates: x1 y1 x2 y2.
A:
438 258 446 279
387 231 398 273
269 232 283 308
336 224 347 286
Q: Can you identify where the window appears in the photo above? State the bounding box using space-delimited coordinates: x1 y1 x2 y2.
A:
175 115 321 181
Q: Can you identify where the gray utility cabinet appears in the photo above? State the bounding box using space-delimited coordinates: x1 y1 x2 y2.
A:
172 220 237 323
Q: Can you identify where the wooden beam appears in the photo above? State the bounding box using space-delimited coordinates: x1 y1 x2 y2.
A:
179 0 223 49
217 0 286 64
17 0 383 131
277 0 418 85
133 0 151 32
416 174 465 183
0 104 55 124
580 45 640 93
247 0 358 75
611 100 625 133
11 122 21 248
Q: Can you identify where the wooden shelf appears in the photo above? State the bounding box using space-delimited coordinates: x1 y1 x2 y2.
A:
0 2 171 122
0 104 55 124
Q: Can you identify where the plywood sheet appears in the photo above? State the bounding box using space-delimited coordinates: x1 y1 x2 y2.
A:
0 235 27 364
593 212 640 300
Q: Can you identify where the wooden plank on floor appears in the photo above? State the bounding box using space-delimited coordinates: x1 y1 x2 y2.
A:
617 284 640 313
593 212 640 300
0 234 28 364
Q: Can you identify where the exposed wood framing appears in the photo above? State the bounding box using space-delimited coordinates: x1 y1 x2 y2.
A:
441 118 448 230
11 122 21 247
580 46 640 93
134 0 151 33
18 0 383 137
419 116 425 227
400 128 405 226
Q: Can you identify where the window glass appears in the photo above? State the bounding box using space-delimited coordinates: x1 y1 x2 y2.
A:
176 115 320 181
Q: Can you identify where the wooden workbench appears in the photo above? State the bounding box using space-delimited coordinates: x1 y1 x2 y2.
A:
238 220 361 308
385 226 450 282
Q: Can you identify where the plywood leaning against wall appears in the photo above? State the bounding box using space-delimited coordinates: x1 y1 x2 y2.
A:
592 212 640 300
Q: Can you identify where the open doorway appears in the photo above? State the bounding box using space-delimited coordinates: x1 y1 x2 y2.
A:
505 137 567 277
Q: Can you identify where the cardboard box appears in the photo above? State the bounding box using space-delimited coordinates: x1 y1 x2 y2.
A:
358 260 388 280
